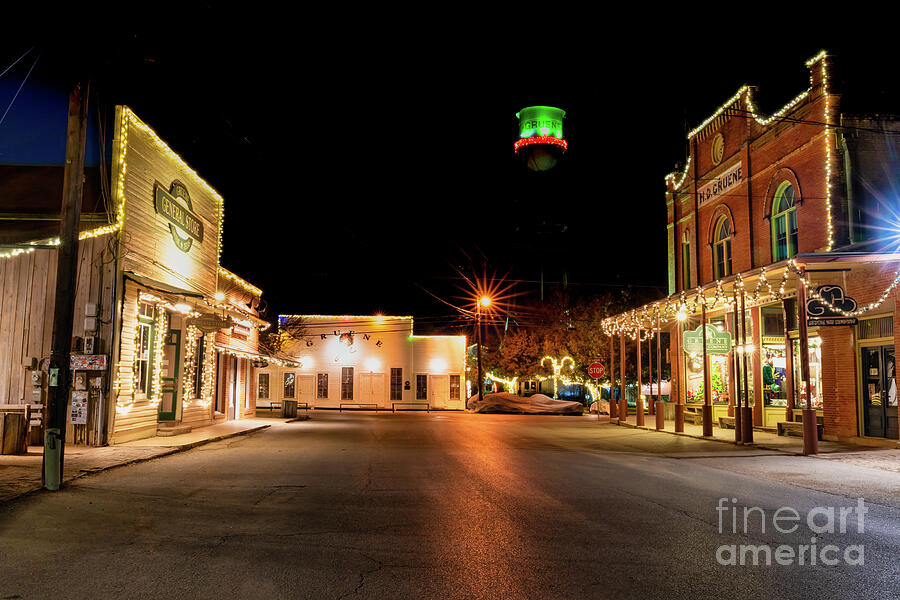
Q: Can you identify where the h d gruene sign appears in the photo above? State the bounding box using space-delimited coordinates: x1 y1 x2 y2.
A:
683 324 732 355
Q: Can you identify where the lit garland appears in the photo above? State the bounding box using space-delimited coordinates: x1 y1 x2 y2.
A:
803 51 836 251
182 325 200 404
218 266 262 296
513 136 568 153
200 333 217 404
601 256 900 335
665 156 692 191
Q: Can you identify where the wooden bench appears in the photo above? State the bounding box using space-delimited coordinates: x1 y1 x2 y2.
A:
392 402 430 413
777 420 823 440
339 403 378 413
719 416 736 429
684 406 705 425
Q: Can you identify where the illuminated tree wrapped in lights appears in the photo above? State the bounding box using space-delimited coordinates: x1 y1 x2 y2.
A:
514 106 567 172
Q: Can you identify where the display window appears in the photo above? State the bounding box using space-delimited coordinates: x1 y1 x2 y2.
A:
761 344 788 407
792 336 823 409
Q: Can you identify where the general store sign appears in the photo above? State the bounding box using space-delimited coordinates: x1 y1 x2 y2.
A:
154 181 204 252
683 325 732 355
186 313 233 333
698 161 742 207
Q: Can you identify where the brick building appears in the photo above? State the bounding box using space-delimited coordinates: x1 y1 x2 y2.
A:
605 51 900 445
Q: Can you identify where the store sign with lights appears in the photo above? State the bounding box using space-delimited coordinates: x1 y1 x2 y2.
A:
698 161 742 207
807 285 859 326
683 324 732 355
186 313 232 333
154 180 204 252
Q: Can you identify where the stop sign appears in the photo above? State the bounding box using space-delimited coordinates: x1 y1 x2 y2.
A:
588 362 605 379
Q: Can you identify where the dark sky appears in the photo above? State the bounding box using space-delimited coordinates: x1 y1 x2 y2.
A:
6 13 898 333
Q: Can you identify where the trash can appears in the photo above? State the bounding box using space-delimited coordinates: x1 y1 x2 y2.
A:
283 400 298 418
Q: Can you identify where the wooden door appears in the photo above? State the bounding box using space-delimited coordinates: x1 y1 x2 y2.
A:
298 375 315 406
360 373 384 407
430 375 449 407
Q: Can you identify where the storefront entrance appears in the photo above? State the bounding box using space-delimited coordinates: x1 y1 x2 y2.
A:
861 344 898 438
158 328 180 421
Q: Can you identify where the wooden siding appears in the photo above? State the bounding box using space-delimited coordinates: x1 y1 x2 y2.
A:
117 107 221 298
0 235 115 443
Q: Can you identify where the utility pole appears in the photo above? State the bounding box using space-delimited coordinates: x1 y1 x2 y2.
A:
43 81 89 490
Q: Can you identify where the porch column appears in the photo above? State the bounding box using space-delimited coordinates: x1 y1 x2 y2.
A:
619 332 627 423
648 325 655 416
701 302 713 436
740 289 754 443
636 325 645 426
797 269 819 454
656 312 664 430
725 304 736 419
751 306 764 427
782 298 796 422
674 318 684 432
731 292 742 443
609 332 617 420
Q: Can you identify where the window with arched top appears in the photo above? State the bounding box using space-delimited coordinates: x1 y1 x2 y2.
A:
771 182 799 261
713 216 732 279
681 230 691 290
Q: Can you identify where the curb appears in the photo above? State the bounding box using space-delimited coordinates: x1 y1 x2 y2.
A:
611 419 804 455
5 424 271 503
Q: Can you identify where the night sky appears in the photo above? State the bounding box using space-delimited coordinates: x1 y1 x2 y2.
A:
4 14 898 333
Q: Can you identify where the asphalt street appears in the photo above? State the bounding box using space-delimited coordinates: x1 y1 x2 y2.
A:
1 413 898 599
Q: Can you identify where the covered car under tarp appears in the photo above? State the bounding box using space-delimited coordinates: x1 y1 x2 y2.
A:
467 392 584 415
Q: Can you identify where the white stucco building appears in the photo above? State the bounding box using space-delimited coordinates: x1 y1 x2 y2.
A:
256 315 467 411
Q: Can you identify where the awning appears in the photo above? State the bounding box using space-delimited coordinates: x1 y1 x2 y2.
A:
213 344 300 368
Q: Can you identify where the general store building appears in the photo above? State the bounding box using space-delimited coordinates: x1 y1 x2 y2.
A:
0 104 286 445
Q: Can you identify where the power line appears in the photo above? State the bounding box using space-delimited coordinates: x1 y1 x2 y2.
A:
0 53 39 129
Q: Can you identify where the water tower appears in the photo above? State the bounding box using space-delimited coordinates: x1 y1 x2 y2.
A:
514 106 567 172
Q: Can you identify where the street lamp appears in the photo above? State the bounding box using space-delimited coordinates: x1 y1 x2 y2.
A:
475 296 491 407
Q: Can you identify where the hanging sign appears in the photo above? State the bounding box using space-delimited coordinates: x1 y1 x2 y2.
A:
186 313 233 333
683 324 732 355
807 285 858 326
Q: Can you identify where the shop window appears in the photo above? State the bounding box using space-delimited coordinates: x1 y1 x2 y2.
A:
136 302 156 397
762 344 788 407
713 217 732 279
858 315 893 340
390 368 402 401
341 367 354 400
685 317 729 404
761 307 785 338
258 373 269 400
450 374 461 400
792 337 822 409
283 372 295 399
416 374 427 400
317 373 328 399
771 182 799 261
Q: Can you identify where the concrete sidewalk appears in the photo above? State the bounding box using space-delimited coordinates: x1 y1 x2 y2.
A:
0 418 281 502
613 411 858 454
